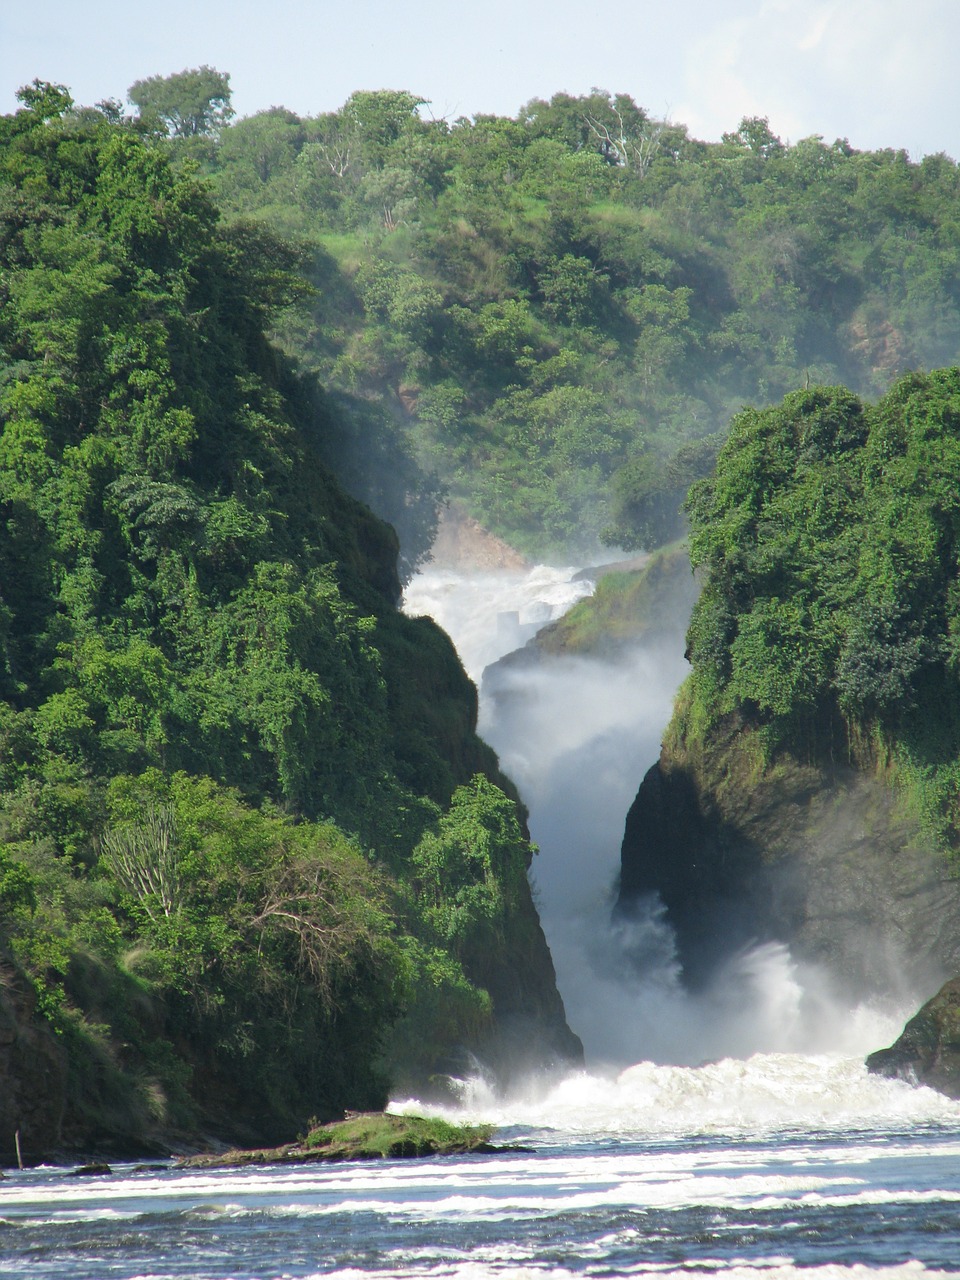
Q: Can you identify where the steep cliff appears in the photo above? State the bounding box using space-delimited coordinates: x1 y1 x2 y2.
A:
619 711 960 1000
534 544 699 660
618 375 960 1010
0 91 578 1160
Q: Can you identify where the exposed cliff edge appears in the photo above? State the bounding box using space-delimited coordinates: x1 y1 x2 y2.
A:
618 712 960 1000
867 976 960 1097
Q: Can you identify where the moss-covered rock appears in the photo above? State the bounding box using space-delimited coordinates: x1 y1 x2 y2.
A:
527 544 698 660
177 1112 504 1169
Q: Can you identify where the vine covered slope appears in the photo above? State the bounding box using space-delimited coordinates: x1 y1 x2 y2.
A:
619 371 960 996
0 86 578 1161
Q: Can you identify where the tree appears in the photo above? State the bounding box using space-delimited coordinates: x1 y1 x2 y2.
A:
14 79 73 121
342 90 426 168
100 804 181 922
722 116 785 159
411 775 530 955
604 436 721 551
128 66 234 138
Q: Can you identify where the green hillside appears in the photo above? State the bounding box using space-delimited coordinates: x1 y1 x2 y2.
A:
0 83 575 1160
137 76 960 558
617 369 960 1002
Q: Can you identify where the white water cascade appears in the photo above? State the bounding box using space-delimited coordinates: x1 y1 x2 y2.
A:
402 560 939 1128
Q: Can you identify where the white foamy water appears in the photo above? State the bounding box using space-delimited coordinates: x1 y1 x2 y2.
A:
5 1104 960 1279
326 1268 959 1280
392 1053 960 1140
403 564 592 682
6 561 943 1279
402 563 931 1071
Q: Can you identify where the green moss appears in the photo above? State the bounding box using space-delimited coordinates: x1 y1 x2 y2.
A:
302 1112 495 1158
176 1112 500 1167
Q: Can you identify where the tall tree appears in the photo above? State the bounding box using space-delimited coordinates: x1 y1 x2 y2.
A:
128 66 234 138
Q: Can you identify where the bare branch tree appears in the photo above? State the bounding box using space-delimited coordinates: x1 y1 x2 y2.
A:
251 858 381 1002
317 138 353 179
583 110 667 178
100 805 181 922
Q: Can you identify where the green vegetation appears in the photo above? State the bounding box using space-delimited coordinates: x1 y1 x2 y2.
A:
0 84 551 1151
122 71 960 557
301 1111 496 1158
532 543 699 657
9 60 960 1150
681 370 960 850
177 1111 498 1167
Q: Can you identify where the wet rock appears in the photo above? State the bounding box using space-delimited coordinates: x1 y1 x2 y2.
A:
618 715 960 999
0 962 68 1165
866 976 960 1098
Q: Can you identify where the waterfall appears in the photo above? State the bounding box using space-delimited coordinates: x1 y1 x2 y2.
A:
403 562 911 1075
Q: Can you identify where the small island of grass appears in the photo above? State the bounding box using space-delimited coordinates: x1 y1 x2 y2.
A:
176 1112 511 1170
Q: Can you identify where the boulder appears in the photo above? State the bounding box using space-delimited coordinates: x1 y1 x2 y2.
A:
867 976 960 1097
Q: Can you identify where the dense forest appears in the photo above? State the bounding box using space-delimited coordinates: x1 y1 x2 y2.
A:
681 370 960 849
0 81 575 1157
121 67 960 559
5 62 960 1156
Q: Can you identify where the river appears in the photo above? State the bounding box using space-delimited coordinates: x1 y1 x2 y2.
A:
3 1074 960 1278
2 563 959 1279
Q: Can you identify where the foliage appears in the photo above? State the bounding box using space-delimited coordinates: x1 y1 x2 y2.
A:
0 89 538 1145
682 370 960 849
128 66 234 138
155 90 960 557
603 436 722 551
411 774 531 953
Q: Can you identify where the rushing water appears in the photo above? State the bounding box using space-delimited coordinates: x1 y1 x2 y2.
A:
4 1069 960 1279
6 564 960 1278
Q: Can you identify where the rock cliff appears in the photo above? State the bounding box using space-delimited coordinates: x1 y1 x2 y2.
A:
867 976 960 1096
0 965 67 1164
618 713 960 1003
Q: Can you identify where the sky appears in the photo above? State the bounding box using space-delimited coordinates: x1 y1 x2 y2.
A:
3 0 959 159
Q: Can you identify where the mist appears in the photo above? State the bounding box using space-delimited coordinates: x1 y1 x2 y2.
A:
404 561 915 1075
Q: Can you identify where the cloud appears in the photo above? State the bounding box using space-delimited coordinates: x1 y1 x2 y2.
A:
677 0 959 156
794 3 834 52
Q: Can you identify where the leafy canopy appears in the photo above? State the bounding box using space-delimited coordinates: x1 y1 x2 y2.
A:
683 370 960 848
0 87 541 1143
128 66 234 138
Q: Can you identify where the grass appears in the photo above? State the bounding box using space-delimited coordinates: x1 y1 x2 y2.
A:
176 1111 499 1168
302 1112 496 1158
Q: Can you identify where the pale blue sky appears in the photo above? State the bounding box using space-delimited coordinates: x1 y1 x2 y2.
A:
4 0 958 158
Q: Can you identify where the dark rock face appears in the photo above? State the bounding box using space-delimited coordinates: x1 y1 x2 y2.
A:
867 977 960 1097
618 719 960 1000
466 909 584 1084
0 964 68 1164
